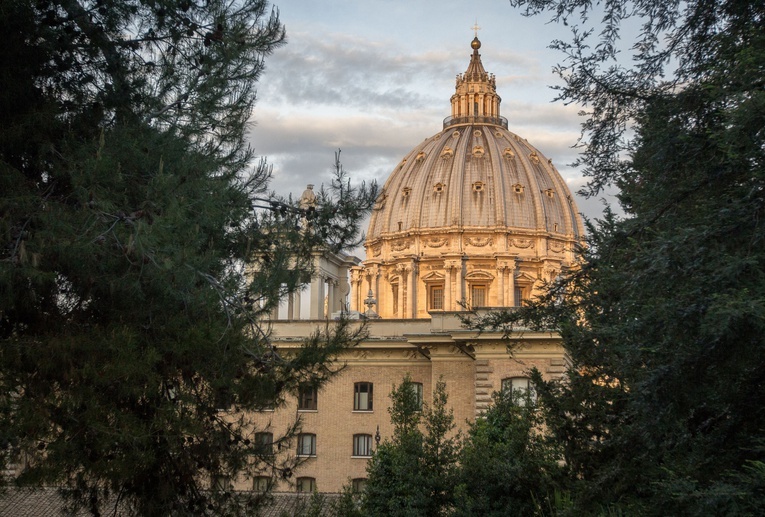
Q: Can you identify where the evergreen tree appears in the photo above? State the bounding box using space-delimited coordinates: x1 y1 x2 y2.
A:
362 376 459 517
465 0 765 513
455 390 564 516
0 1 375 515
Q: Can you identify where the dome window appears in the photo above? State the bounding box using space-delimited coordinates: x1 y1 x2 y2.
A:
441 147 454 159
473 129 482 137
402 187 412 198
529 151 540 163
545 188 555 198
452 131 460 138
472 146 485 158
473 181 485 192
434 183 445 193
503 148 515 159
415 152 427 163
513 184 524 194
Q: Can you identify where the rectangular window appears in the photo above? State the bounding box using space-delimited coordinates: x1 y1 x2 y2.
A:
471 285 487 307
211 475 231 491
430 285 444 310
392 283 399 316
254 432 274 456
354 382 373 411
514 286 524 307
296 477 316 493
353 434 373 457
297 433 316 456
253 476 271 492
298 385 317 411
411 382 424 411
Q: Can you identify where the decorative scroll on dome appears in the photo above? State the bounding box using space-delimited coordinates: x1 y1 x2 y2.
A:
391 240 412 251
467 236 493 247
415 151 427 163
424 237 449 248
441 147 454 159
529 151 540 164
472 146 485 158
511 238 535 249
503 147 515 159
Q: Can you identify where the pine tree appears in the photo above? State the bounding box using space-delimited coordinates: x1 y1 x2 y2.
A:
455 390 564 516
0 1 376 515
363 376 459 517
472 0 765 513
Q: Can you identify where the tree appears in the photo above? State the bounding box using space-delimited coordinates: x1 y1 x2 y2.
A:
454 390 564 517
470 0 765 513
0 1 376 515
362 376 459 517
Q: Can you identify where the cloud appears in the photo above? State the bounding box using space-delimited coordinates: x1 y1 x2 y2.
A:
248 24 619 224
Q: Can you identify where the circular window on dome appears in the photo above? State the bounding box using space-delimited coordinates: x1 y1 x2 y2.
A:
503 148 515 159
473 181 485 192
545 188 555 198
434 183 445 193
402 187 412 198
495 131 503 138
513 183 524 194
473 129 482 137
452 131 460 138
441 147 454 159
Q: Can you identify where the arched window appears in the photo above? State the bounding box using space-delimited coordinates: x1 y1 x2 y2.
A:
352 478 367 493
501 377 537 406
296 477 316 493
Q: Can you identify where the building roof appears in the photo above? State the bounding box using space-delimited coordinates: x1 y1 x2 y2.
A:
366 38 583 244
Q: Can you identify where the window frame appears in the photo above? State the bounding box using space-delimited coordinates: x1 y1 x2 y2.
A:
351 478 367 493
297 433 317 457
353 382 373 411
254 432 274 456
411 382 424 411
253 476 272 492
471 284 487 308
296 477 316 493
501 377 537 406
352 434 373 457
298 385 318 411
429 284 444 311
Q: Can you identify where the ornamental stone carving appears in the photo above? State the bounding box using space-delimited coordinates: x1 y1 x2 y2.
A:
391 240 411 251
424 237 448 248
511 238 535 249
466 236 493 247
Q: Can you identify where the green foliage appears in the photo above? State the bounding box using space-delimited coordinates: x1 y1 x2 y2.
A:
473 0 765 514
0 1 376 515
454 390 564 516
362 376 459 517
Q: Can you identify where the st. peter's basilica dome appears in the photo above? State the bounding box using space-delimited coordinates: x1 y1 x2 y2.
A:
350 37 584 319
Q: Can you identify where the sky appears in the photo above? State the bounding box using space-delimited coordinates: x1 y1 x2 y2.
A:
248 0 618 228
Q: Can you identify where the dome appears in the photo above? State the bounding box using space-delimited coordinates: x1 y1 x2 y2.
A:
350 38 584 320
366 125 582 239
